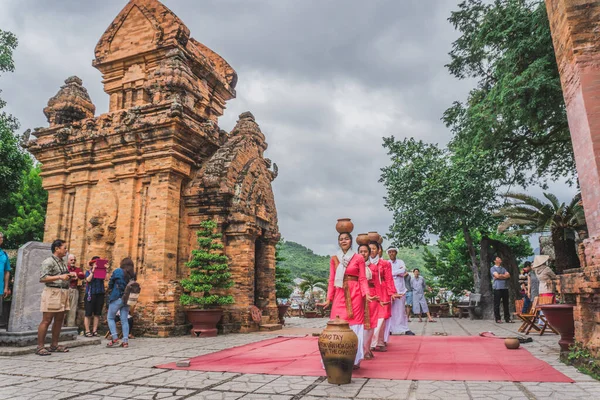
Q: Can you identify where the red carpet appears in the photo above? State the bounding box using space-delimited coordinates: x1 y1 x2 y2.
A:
156 336 573 382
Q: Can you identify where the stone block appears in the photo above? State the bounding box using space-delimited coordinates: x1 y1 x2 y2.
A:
0 242 78 346
10 242 54 331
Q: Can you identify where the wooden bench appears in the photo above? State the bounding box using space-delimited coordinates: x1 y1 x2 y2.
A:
456 293 481 320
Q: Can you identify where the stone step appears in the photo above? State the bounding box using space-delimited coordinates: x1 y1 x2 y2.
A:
259 324 283 331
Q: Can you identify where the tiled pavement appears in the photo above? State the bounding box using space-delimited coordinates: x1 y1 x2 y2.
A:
0 317 598 399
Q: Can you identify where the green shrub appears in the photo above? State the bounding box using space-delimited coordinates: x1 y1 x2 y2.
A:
179 220 234 308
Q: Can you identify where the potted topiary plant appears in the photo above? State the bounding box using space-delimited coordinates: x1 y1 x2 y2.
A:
180 220 234 337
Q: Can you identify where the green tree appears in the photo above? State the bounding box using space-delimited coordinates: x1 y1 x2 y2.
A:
180 220 235 308
1 166 47 248
380 137 499 292
497 192 586 273
0 30 30 225
445 0 571 186
275 240 294 300
425 230 532 296
298 273 327 309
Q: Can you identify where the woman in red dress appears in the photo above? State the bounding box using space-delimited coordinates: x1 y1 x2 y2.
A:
321 232 373 368
358 243 380 360
369 242 396 352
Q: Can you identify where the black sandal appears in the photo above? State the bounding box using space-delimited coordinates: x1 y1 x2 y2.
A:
35 347 51 356
85 332 93 337
92 331 98 337
49 345 69 353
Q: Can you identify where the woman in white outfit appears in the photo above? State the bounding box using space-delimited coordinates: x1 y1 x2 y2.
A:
387 248 415 335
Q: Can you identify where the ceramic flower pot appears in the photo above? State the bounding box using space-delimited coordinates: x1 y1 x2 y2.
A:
185 309 223 337
336 218 354 234
318 316 358 385
539 304 575 352
356 233 370 246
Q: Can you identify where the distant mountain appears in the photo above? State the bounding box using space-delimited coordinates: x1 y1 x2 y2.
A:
278 241 330 279
277 240 437 280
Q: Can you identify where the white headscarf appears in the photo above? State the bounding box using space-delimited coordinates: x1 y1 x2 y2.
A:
334 249 356 288
364 259 373 280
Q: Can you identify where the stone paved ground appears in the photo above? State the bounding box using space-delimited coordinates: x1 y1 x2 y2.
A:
0 317 598 399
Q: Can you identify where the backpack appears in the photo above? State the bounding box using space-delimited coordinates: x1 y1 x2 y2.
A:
122 280 141 307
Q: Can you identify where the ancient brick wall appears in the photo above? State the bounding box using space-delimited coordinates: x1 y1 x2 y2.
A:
546 0 600 354
25 0 279 336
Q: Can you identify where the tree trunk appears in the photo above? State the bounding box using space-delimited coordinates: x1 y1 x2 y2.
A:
479 236 522 319
488 237 521 313
463 226 481 292
551 228 571 274
478 237 494 319
551 227 580 273
565 238 580 271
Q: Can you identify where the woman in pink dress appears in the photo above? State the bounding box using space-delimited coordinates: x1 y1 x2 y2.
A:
358 244 380 360
321 232 373 369
369 242 396 352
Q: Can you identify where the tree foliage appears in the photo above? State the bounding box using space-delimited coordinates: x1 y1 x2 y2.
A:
0 29 31 225
1 166 47 248
180 220 235 308
275 240 294 300
425 229 533 295
380 138 498 248
497 191 585 272
445 0 571 186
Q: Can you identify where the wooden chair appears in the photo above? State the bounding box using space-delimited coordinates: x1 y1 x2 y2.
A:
514 298 524 330
534 295 559 335
456 293 481 320
519 296 540 333
516 298 533 333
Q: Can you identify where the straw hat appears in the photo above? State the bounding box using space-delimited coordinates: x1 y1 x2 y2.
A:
532 255 550 270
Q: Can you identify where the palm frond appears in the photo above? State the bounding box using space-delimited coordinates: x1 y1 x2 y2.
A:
543 192 562 211
503 192 546 211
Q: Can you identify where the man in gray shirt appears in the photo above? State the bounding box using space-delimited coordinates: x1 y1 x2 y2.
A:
490 256 511 323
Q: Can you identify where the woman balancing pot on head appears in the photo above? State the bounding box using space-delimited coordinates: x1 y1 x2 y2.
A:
370 240 396 352
319 221 374 370
357 238 380 360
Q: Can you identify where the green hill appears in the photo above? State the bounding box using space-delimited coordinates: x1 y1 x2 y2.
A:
278 240 437 280
278 241 330 279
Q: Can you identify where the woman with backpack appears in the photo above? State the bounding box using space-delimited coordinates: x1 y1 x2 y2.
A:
106 258 136 348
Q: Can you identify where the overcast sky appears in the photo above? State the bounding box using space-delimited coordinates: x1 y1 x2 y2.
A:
0 0 577 256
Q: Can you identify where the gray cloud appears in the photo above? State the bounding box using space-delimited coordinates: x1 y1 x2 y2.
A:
0 0 577 257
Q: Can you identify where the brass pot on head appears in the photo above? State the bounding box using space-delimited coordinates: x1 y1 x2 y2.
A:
318 316 358 385
356 233 370 246
336 218 354 234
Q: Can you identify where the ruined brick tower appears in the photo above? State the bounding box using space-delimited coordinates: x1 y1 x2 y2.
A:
25 0 280 335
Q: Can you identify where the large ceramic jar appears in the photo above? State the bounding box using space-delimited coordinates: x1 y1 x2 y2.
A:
356 233 370 246
368 231 380 243
318 316 358 385
336 218 354 234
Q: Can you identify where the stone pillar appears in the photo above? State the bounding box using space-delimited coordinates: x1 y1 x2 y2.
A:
224 233 257 332
546 0 600 354
136 171 186 337
255 238 278 323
